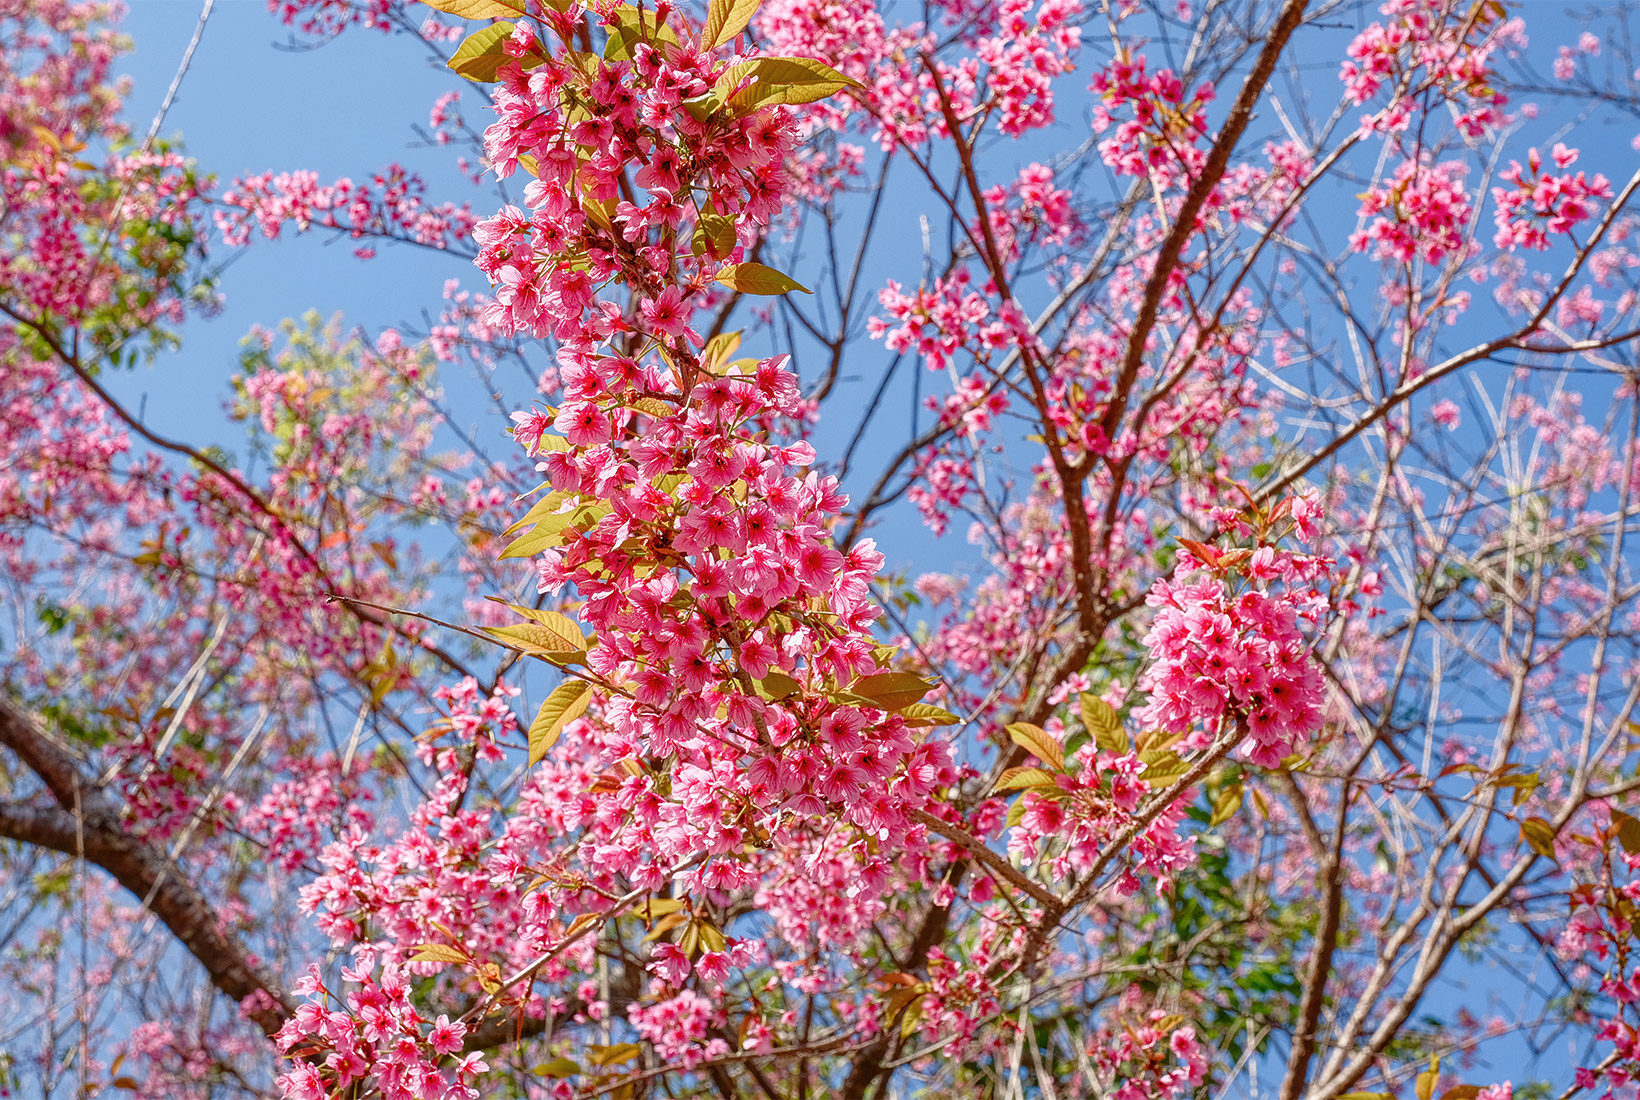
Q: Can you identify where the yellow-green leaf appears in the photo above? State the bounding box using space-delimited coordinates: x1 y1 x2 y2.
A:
899 702 961 727
1614 809 1640 854
500 501 611 559
504 490 570 536
1520 816 1558 859
1415 1055 1441 1100
484 617 588 658
1141 751 1192 787
447 21 516 82
410 944 469 965
1006 722 1064 771
1209 782 1243 826
703 331 742 370
420 0 525 17
529 680 592 764
704 0 761 48
850 672 934 712
716 261 812 295
755 670 801 700
714 56 861 112
1078 691 1127 754
586 1043 643 1067
692 212 738 259
643 910 689 942
601 5 678 60
994 766 1058 793
698 921 726 953
631 396 673 419
531 1058 581 1078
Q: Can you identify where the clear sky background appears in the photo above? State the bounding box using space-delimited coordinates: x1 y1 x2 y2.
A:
113 0 499 450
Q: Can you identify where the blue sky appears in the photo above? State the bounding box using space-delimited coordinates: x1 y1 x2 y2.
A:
113 1 498 449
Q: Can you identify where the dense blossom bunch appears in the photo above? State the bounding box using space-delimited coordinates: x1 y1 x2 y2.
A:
1004 721 1197 892
1338 0 1518 136
1351 158 1472 265
7 0 1640 1096
1135 497 1333 767
1090 53 1213 184
1491 144 1613 252
272 7 975 1094
0 0 212 356
1079 998 1209 1100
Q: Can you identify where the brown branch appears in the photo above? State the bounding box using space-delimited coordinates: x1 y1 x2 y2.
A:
908 807 1061 910
1098 0 1311 444
0 697 295 1038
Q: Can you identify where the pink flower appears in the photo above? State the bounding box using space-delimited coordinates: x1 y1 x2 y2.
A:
1431 399 1461 428
427 1014 464 1056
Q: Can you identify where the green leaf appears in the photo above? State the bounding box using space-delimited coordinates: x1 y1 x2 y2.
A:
504 490 570 536
715 261 812 295
994 766 1057 793
447 21 516 82
704 0 761 48
1520 816 1558 859
1005 796 1029 828
1006 722 1065 771
755 670 801 700
714 56 860 112
849 672 934 712
1078 691 1127 754
1415 1055 1441 1100
529 679 592 764
585 1043 643 1067
698 921 726 953
681 90 724 123
602 5 678 60
420 0 525 17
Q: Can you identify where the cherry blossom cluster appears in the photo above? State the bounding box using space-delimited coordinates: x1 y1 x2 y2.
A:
267 0 397 36
1090 53 1213 185
1338 0 1519 137
216 165 479 259
963 0 1082 137
1004 718 1198 893
871 271 1014 374
756 0 1080 151
277 951 488 1100
1490 144 1613 252
1134 496 1334 768
1079 996 1209 1100
273 7 978 1093
1 1 212 355
1351 158 1472 265
983 161 1083 261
